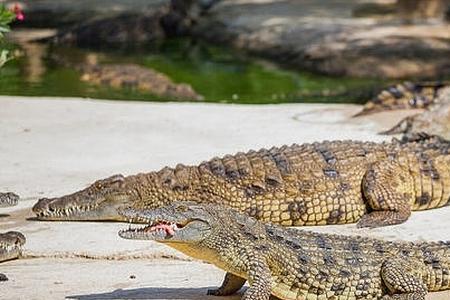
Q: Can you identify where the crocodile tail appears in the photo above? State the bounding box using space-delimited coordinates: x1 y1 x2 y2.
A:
379 116 414 135
396 133 450 146
352 107 379 118
354 82 416 117
355 81 448 118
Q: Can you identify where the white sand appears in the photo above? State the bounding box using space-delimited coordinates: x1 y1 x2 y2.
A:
0 96 448 299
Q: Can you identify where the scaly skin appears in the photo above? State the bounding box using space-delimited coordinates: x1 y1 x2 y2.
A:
119 202 450 300
0 192 20 208
354 81 449 117
79 64 203 101
0 193 25 282
33 135 450 228
0 232 26 264
382 87 450 139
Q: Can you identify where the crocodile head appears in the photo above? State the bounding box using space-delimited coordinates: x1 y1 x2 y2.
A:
0 192 20 208
118 201 265 259
0 231 26 263
32 174 137 221
118 202 215 244
32 172 188 222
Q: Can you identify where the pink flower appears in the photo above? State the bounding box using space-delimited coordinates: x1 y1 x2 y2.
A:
12 3 24 21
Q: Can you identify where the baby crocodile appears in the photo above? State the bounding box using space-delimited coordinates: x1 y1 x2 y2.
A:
119 202 450 300
33 135 450 228
0 192 25 282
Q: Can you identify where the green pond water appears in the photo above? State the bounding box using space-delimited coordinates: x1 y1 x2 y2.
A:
0 38 385 104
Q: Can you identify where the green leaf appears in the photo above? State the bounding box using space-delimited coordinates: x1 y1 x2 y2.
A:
0 49 10 68
0 26 11 33
0 5 15 25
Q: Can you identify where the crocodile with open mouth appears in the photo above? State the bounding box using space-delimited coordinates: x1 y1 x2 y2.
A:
33 134 450 228
119 202 450 300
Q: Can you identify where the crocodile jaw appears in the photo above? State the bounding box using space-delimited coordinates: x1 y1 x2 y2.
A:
119 220 181 240
32 195 131 221
118 205 211 243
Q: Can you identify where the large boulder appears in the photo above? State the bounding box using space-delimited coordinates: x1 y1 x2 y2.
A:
191 0 450 79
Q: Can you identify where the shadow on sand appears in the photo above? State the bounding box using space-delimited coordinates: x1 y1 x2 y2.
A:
67 287 244 300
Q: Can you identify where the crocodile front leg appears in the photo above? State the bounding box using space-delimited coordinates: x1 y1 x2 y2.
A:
243 258 271 300
207 272 246 296
358 160 414 228
381 257 427 300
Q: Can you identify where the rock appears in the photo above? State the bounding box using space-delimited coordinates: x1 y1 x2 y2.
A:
50 11 168 47
353 0 450 23
396 0 450 23
12 0 221 47
6 0 165 28
352 2 397 18
191 0 450 79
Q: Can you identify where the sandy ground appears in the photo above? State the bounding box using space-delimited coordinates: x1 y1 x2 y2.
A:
0 96 449 299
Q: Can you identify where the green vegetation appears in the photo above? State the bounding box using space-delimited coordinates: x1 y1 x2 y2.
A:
0 5 15 67
0 39 385 104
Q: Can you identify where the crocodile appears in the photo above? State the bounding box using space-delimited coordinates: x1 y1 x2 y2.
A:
0 192 25 282
0 231 26 282
119 202 450 300
79 63 203 101
33 135 450 228
354 81 449 117
382 87 450 139
0 192 20 208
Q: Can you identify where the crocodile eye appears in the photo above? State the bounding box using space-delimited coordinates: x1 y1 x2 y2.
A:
175 204 189 212
108 174 125 185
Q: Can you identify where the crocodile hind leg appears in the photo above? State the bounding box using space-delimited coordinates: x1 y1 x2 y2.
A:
0 273 7 281
381 258 427 300
357 160 414 228
207 272 246 296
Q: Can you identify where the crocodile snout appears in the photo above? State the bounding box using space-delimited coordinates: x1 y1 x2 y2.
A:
32 197 53 214
0 231 26 248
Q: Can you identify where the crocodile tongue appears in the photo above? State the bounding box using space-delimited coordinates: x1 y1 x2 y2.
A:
148 223 176 236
